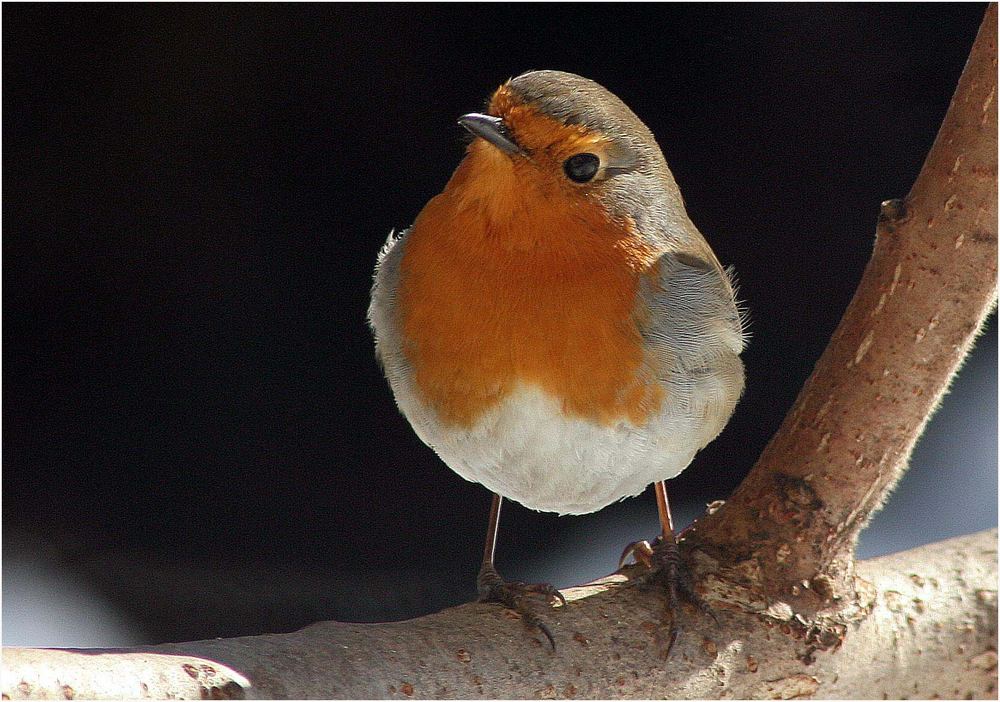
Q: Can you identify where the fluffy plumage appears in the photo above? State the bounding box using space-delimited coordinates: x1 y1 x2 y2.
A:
368 70 746 515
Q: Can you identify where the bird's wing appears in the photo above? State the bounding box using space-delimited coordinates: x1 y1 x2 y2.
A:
638 249 747 373
635 249 747 434
368 228 409 371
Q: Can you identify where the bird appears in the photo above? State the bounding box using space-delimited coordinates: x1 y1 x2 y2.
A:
368 69 746 650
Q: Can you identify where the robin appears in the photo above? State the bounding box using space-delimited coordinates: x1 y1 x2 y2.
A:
369 70 745 649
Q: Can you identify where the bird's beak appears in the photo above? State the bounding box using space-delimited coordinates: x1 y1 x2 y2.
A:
457 113 524 156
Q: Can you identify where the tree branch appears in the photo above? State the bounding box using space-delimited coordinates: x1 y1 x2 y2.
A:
3 5 996 700
3 530 996 699
686 1 998 615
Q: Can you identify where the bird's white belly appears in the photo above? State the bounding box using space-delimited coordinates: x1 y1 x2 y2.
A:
411 384 711 515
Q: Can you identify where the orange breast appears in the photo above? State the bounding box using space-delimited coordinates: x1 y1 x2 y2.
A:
398 142 665 429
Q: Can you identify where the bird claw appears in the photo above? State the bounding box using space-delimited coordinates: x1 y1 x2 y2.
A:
477 564 563 650
618 537 658 570
516 581 567 607
622 534 719 656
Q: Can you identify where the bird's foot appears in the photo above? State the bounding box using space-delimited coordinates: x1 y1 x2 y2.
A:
619 537 658 571
620 534 718 656
477 562 565 650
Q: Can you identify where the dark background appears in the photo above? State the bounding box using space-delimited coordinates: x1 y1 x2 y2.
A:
4 4 996 647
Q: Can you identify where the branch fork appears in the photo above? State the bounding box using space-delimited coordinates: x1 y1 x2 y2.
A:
3 5 996 699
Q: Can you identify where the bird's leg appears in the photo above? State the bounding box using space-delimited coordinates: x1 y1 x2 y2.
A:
620 481 718 655
618 480 676 571
476 493 565 650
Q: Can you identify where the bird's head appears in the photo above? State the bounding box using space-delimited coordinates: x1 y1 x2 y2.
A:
448 70 686 238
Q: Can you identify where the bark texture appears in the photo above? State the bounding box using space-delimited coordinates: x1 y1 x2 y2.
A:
3 5 996 700
2 530 996 700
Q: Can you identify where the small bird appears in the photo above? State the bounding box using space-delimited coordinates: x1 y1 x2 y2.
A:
369 70 745 648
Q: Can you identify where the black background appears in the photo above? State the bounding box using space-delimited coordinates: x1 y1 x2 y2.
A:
4 4 995 646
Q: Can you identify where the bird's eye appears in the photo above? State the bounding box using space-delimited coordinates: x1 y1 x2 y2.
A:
563 153 600 183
